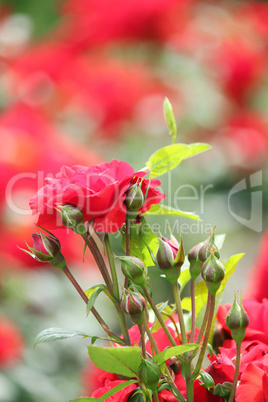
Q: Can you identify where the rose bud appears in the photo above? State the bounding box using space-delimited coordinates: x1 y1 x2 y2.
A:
188 242 204 281
199 228 220 261
156 234 184 283
137 358 161 391
20 229 66 269
121 290 146 325
201 254 225 296
56 204 85 235
188 230 219 281
226 293 249 344
124 182 145 213
116 256 147 288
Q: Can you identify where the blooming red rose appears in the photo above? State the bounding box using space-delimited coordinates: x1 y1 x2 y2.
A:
236 362 268 402
29 159 165 233
91 378 137 402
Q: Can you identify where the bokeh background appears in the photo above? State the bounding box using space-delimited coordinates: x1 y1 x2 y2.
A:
0 0 268 400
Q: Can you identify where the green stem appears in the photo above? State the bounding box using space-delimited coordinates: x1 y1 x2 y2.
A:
228 342 241 402
143 319 185 402
195 293 211 344
191 293 216 381
171 281 187 344
124 219 131 288
125 218 130 256
143 287 177 347
139 324 146 358
103 234 131 345
115 302 131 345
104 234 119 300
185 361 194 402
153 391 159 402
190 279 196 344
62 265 122 343
82 234 114 296
143 319 160 355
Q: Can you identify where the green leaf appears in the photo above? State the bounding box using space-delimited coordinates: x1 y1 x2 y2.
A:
163 97 177 144
213 382 232 398
185 143 212 159
88 346 142 377
153 344 199 364
145 143 211 178
85 284 109 316
122 217 159 268
97 380 138 402
199 371 215 390
34 328 90 348
179 267 191 292
69 398 96 402
215 234 226 250
217 253 245 294
146 144 189 178
144 204 199 221
181 253 244 316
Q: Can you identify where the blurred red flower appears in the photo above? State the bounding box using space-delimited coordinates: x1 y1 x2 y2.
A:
0 317 24 367
0 103 100 268
61 0 190 48
215 112 268 168
245 231 268 302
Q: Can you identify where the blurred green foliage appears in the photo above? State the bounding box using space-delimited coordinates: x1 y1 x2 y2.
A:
1 0 60 37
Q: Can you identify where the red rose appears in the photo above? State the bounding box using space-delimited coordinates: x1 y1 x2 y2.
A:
91 379 137 402
29 159 165 233
236 361 268 402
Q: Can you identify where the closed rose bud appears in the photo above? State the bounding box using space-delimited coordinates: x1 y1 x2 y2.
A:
188 242 204 281
20 230 66 269
201 254 225 296
116 256 147 288
226 293 249 343
121 290 146 325
156 234 184 283
137 359 161 391
124 182 145 213
198 228 220 262
57 205 85 234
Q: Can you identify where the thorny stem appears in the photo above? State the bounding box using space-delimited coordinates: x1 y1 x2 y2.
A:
190 279 196 344
82 233 114 296
228 341 241 402
171 281 187 344
143 319 160 355
116 301 131 345
143 287 177 347
195 293 211 344
88 233 130 345
62 265 122 343
139 324 146 359
191 293 216 381
143 317 185 402
124 219 131 288
104 234 120 300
